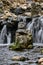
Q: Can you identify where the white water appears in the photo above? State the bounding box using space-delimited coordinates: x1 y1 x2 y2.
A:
0 25 11 44
27 16 43 43
0 25 7 43
7 32 11 44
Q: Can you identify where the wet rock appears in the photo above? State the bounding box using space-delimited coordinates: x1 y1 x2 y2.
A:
10 7 25 15
10 63 20 65
14 0 26 4
18 22 26 29
19 0 26 4
27 44 33 49
2 0 11 6
33 0 43 2
26 8 31 12
16 29 27 34
27 3 31 8
40 48 43 54
24 12 31 17
40 3 43 15
20 4 27 10
31 2 41 17
9 29 33 50
17 15 27 22
38 58 43 63
26 3 31 12
40 3 43 8
26 17 32 23
11 2 20 9
0 1 4 14
11 56 26 61
41 11 43 15
41 62 43 65
0 1 3 8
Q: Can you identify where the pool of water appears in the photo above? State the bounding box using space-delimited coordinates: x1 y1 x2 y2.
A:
0 44 43 65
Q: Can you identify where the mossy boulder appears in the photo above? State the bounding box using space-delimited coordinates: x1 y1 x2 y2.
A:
9 29 33 50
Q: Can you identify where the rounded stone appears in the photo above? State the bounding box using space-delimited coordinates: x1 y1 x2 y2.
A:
41 62 43 65
38 58 43 63
11 56 26 61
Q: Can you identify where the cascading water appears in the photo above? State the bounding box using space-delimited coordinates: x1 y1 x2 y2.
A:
7 32 11 44
26 16 43 43
0 25 7 43
0 16 43 44
37 16 43 43
0 24 11 44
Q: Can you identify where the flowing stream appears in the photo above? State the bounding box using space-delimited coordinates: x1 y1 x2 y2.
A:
0 16 43 65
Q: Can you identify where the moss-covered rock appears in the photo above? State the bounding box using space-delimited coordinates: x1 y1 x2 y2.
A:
9 43 21 50
9 29 33 50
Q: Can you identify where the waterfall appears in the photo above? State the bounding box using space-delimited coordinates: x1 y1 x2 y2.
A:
0 25 7 43
26 18 35 39
0 16 43 44
37 16 43 43
7 32 11 44
26 17 41 43
0 24 11 44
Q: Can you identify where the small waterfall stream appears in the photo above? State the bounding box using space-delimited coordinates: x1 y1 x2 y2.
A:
0 25 7 43
27 16 43 43
7 32 11 44
0 23 11 44
0 16 43 44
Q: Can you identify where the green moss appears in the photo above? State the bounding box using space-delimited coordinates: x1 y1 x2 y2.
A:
9 43 33 50
0 8 3 13
27 44 33 49
9 44 20 50
9 31 33 50
40 48 43 54
9 40 22 50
